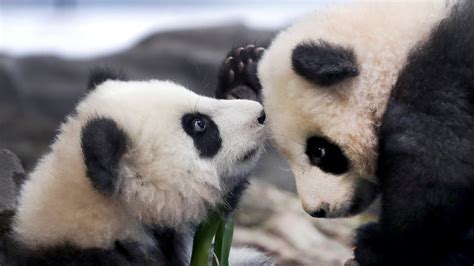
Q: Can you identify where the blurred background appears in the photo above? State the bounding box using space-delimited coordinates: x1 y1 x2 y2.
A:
0 1 368 265
0 0 330 188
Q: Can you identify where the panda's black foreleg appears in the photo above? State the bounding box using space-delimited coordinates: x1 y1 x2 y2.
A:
216 44 265 102
352 101 474 266
352 222 383 266
354 161 474 265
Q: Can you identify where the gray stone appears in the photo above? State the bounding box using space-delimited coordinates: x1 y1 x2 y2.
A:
0 149 24 212
0 149 24 237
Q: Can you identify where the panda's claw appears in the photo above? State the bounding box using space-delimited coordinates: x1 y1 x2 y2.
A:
224 56 233 66
255 47 265 57
244 45 256 59
238 61 245 72
234 47 244 57
228 70 235 83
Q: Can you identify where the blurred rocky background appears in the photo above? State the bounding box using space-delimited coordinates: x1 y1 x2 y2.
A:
0 0 372 264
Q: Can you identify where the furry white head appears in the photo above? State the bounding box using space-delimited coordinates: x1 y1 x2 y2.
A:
13 73 265 249
258 2 448 217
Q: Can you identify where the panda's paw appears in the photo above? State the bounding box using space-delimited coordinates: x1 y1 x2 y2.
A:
216 44 265 102
353 222 382 266
344 258 360 266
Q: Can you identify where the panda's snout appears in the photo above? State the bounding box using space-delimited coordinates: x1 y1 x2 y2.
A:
257 110 266 125
308 202 329 218
310 209 326 218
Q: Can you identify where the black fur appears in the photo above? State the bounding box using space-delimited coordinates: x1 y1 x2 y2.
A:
150 227 193 266
291 41 358 87
81 117 129 196
0 210 14 265
223 180 250 214
3 227 195 266
87 67 127 91
354 1 474 265
348 180 379 216
305 136 350 175
181 113 222 158
353 222 383 266
3 238 161 266
216 45 266 102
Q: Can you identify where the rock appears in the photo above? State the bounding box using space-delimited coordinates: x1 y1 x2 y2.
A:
0 149 25 236
0 149 24 211
233 180 363 265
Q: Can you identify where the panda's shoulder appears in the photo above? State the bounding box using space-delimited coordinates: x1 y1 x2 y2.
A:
379 0 474 160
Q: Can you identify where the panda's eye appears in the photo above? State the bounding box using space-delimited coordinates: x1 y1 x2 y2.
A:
310 147 326 165
192 118 207 133
305 136 349 175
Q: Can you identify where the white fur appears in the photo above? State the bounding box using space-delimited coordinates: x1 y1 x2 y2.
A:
13 80 265 249
229 247 272 266
259 1 449 216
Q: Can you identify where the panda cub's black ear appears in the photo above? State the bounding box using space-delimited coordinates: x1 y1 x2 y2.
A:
292 41 359 87
87 67 127 91
81 117 129 196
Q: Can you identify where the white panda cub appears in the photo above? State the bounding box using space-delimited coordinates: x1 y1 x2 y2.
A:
5 68 270 265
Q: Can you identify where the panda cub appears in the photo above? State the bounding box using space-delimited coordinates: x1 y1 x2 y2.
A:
216 1 473 265
4 69 269 265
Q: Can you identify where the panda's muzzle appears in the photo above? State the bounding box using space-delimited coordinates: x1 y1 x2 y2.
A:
309 201 329 218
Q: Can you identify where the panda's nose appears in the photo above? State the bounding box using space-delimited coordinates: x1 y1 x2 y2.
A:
307 202 329 218
257 110 266 125
310 208 327 218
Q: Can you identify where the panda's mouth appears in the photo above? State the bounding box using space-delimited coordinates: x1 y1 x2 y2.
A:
240 147 259 162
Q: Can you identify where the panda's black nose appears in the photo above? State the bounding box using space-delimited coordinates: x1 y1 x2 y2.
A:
310 208 327 218
257 110 266 125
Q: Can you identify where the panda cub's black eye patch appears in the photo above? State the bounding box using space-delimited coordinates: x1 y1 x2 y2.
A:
292 41 359 87
305 136 349 175
182 113 222 158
